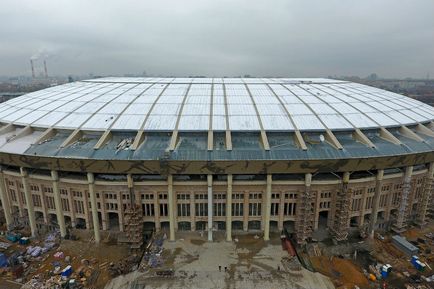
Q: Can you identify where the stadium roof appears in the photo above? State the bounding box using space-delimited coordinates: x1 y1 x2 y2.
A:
0 77 433 133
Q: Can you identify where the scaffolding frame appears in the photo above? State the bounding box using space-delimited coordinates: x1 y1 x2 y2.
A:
416 175 433 226
392 167 413 233
295 174 315 245
331 177 352 241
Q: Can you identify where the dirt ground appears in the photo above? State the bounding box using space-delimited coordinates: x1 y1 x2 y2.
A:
0 229 130 289
105 231 335 289
307 222 434 289
310 256 369 289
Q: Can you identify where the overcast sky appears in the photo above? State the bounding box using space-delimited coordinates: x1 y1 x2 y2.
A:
0 0 433 78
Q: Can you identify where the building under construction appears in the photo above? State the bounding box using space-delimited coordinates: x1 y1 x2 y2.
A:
0 77 432 245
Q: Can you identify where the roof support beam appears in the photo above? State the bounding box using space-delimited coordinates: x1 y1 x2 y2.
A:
352 129 376 148
131 130 145 151
416 123 434 137
244 84 270 152
60 129 82 148
208 130 213 151
399 125 424 142
208 82 214 152
168 83 191 152
35 128 56 144
168 130 179 151
294 130 307 151
225 130 232 151
0 123 14 135
94 130 112 149
260 131 270 151
379 127 402 145
427 121 434 130
325 129 343 150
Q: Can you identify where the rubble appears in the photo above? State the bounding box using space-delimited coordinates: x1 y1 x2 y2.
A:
305 223 434 289
0 228 129 289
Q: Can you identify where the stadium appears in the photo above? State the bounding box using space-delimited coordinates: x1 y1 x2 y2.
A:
0 77 433 245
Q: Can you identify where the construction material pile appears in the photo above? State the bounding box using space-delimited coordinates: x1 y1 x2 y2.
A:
21 274 84 289
107 254 140 277
140 232 165 271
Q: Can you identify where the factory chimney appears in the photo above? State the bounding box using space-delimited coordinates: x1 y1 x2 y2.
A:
44 60 48 78
30 59 35 78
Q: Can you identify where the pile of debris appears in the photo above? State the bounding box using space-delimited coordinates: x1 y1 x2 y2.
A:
107 254 140 277
21 274 83 289
140 232 166 271
116 137 133 153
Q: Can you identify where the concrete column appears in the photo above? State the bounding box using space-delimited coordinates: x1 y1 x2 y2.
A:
100 190 107 230
263 174 272 241
369 169 384 237
278 191 284 231
0 169 12 228
87 173 100 243
117 191 124 232
154 191 161 231
359 188 369 226
207 174 213 242
51 171 66 237
226 174 233 241
167 175 175 241
67 188 76 228
40 185 48 224
243 191 249 231
127 174 134 204
16 180 24 218
190 191 196 231
82 186 91 230
20 168 36 237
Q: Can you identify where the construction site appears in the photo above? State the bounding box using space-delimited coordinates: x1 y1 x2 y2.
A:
0 77 432 288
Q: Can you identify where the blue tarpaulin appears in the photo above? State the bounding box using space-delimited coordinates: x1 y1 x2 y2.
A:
0 253 8 267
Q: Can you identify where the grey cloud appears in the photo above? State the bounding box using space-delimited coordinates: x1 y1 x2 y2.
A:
0 0 432 78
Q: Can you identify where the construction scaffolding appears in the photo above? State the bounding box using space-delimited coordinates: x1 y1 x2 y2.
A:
123 204 144 252
415 175 433 226
392 167 413 233
123 174 144 252
331 174 352 242
295 174 315 245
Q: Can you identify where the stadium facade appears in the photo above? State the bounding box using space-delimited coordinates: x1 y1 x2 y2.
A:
0 77 433 244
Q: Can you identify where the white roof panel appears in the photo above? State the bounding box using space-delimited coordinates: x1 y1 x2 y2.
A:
14 110 48 124
284 104 313 115
212 115 227 130
0 77 431 133
261 115 294 130
178 115 209 130
343 113 378 128
365 112 399 126
144 115 178 130
228 115 260 130
227 104 256 115
55 113 92 128
112 114 146 130
292 115 325 130
82 113 117 130
32 111 69 127
318 114 353 129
